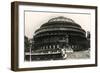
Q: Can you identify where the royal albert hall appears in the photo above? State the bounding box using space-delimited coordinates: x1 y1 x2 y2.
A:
31 16 90 60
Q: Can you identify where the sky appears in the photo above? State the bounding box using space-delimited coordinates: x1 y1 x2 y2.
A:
25 11 91 39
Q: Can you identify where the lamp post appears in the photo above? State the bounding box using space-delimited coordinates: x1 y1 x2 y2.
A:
29 39 32 61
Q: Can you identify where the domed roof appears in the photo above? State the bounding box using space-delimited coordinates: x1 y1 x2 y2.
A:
48 16 75 23
40 16 81 28
34 16 85 35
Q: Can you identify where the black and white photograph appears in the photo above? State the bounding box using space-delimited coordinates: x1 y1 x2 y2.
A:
11 2 97 71
24 12 91 61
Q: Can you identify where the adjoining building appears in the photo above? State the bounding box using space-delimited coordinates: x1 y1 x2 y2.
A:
25 16 90 61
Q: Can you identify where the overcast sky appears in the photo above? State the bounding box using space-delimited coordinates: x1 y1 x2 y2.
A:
25 11 91 39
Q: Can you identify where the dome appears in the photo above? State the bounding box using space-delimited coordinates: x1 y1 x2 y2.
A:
48 16 75 23
40 16 81 29
35 16 85 35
